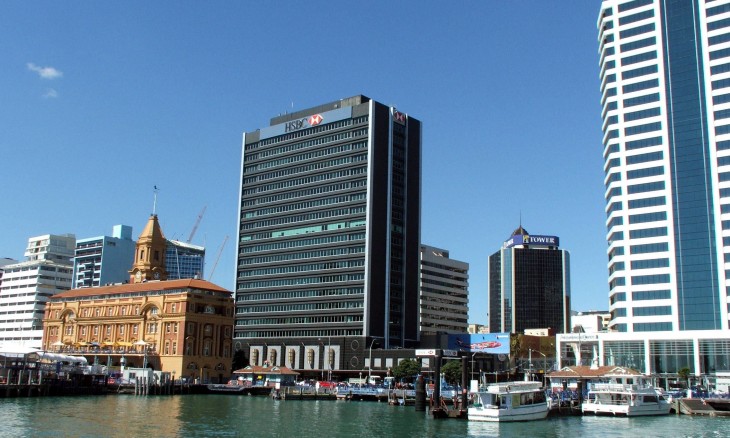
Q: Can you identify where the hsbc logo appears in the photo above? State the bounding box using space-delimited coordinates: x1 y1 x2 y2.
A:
393 111 406 125
308 114 323 126
284 114 324 133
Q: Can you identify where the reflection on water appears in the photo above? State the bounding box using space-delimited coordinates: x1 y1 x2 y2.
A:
2 395 730 438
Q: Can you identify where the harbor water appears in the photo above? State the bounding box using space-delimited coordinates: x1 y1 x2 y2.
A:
2 394 730 437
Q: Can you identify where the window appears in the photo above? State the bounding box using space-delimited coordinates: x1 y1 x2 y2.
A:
627 166 664 179
624 93 660 107
631 242 669 254
629 227 668 239
626 151 663 165
631 274 670 285
628 196 665 209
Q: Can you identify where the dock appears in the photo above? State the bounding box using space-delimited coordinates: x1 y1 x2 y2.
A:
676 398 730 416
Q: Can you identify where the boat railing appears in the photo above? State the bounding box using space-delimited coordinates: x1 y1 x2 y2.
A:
591 383 639 392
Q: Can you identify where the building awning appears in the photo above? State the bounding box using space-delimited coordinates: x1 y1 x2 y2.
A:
117 342 133 347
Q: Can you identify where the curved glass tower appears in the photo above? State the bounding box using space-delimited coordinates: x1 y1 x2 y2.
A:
599 0 730 332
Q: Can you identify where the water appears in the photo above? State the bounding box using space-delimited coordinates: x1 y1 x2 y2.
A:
2 395 730 437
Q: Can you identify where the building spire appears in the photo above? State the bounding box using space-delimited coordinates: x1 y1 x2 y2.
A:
129 214 168 283
152 185 159 216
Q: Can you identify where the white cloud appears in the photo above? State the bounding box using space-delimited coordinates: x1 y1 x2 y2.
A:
27 62 63 79
43 88 58 99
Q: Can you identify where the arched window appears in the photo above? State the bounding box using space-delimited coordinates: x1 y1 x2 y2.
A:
307 349 315 368
288 349 296 368
269 349 277 364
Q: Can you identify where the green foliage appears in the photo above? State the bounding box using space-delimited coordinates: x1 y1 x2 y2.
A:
441 360 462 385
392 359 421 381
232 349 247 371
677 367 691 385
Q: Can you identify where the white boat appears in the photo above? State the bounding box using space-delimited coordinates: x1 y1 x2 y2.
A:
582 382 671 416
469 381 549 422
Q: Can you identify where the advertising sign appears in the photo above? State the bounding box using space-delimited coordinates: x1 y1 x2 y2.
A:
448 333 510 354
259 106 353 140
503 234 559 249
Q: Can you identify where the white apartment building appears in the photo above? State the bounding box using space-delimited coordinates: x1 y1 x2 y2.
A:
0 234 75 348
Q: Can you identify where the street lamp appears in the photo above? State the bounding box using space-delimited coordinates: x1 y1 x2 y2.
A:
529 349 547 386
368 338 379 384
471 352 478 383
327 335 332 382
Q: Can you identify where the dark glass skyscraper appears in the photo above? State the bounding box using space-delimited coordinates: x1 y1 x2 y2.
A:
488 227 571 334
235 96 421 373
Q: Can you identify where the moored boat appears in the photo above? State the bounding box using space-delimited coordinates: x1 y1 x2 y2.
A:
468 381 549 422
582 382 671 416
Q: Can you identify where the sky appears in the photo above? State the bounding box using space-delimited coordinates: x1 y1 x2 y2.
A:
0 1 607 323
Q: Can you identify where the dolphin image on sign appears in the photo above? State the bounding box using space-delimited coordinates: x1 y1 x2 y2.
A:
455 338 502 350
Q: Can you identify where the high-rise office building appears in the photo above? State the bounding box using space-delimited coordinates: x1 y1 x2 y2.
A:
599 0 730 332
73 225 135 288
235 95 421 373
0 234 75 348
488 227 571 334
166 240 205 280
419 244 469 335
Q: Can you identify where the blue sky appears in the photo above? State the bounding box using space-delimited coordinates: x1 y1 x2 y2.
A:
0 2 606 323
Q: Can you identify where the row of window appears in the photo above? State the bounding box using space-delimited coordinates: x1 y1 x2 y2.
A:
237 314 364 326
238 246 365 266
238 259 365 278
240 232 365 254
236 300 364 314
243 193 366 219
242 167 366 196
242 179 366 207
244 138 367 174
243 155 367 185
237 273 366 290
236 287 363 302
245 127 366 162
241 220 366 243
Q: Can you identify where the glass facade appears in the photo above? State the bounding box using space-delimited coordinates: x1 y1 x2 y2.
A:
599 0 730 332
488 232 570 334
604 340 646 370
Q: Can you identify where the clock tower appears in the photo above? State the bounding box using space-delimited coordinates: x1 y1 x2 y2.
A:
129 214 168 283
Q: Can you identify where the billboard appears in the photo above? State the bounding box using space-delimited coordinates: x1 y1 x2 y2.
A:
503 234 559 249
448 333 510 354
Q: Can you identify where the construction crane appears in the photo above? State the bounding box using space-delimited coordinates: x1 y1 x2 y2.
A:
208 235 229 282
187 205 207 243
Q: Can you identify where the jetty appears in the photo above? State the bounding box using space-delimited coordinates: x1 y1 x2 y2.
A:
676 398 730 416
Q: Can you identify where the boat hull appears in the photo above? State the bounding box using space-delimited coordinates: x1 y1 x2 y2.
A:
468 404 549 422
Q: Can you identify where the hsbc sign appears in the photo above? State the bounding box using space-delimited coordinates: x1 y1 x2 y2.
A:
285 114 324 133
393 110 406 125
257 106 353 141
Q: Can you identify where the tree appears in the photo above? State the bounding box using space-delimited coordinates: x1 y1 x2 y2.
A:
441 360 462 385
392 359 421 382
677 367 691 389
232 349 248 371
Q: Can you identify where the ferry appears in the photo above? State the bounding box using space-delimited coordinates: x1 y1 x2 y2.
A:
582 382 671 416
468 381 549 422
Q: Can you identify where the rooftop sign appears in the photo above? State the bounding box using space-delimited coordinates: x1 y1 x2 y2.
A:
259 106 353 140
504 234 559 249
